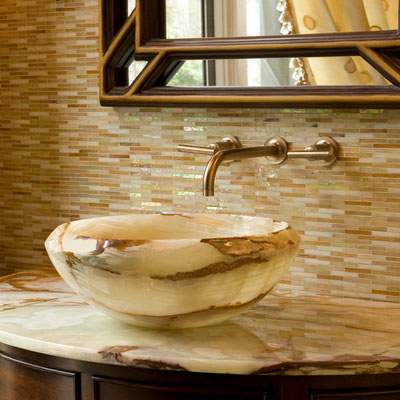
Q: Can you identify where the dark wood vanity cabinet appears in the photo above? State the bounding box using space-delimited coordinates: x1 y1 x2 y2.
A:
0 351 79 400
93 376 268 400
284 376 400 400
1 344 400 400
310 389 400 400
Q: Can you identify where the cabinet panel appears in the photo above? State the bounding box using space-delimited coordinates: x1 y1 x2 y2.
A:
0 351 78 400
93 376 268 400
311 388 400 400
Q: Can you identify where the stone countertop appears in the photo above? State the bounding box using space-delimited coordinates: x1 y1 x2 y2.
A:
0 268 400 376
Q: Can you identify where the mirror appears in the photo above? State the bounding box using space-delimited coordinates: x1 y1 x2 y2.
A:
166 0 399 38
166 56 390 87
99 0 400 107
157 0 398 88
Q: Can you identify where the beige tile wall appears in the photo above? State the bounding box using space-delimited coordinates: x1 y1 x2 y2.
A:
1 0 400 301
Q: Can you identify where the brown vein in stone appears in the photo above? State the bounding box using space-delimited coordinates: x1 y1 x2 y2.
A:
129 359 188 371
0 268 65 293
159 213 193 219
99 345 140 363
58 222 70 252
251 357 400 376
151 256 269 281
201 236 282 256
99 346 188 370
98 346 188 370
1 297 84 311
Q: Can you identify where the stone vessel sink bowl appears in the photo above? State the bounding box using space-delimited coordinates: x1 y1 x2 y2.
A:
45 213 300 329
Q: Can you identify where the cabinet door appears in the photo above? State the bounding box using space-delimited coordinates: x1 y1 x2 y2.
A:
0 351 78 400
311 388 400 400
93 376 269 400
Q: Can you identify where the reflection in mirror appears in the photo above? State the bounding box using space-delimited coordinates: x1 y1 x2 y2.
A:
128 60 147 85
167 56 391 87
128 0 136 17
292 0 398 34
166 0 399 39
166 0 203 38
168 60 205 86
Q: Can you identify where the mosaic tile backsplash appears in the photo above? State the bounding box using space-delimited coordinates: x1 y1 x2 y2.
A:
1 0 400 302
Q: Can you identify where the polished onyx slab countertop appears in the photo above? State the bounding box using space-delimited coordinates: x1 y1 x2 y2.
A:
0 268 399 376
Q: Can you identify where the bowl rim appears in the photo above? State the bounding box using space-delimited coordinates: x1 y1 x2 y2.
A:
51 212 293 243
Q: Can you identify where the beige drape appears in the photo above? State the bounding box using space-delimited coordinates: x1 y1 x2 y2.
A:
289 0 398 85
213 0 248 86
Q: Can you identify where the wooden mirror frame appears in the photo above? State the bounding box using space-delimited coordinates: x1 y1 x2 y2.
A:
99 0 400 108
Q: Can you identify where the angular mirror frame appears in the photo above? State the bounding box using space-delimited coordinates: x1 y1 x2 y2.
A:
99 0 400 107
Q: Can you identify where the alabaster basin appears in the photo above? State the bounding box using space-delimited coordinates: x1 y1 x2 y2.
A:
45 213 300 329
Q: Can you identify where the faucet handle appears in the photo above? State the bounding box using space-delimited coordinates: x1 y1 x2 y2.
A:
177 136 242 156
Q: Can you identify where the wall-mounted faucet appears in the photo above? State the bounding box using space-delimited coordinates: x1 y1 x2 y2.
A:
177 136 339 196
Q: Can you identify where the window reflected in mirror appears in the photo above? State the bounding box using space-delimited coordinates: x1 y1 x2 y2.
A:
166 56 391 87
128 0 136 17
166 0 399 39
168 60 205 86
166 0 203 38
128 60 147 85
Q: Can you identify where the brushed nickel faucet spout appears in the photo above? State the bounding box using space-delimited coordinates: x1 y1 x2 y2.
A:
203 139 287 196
